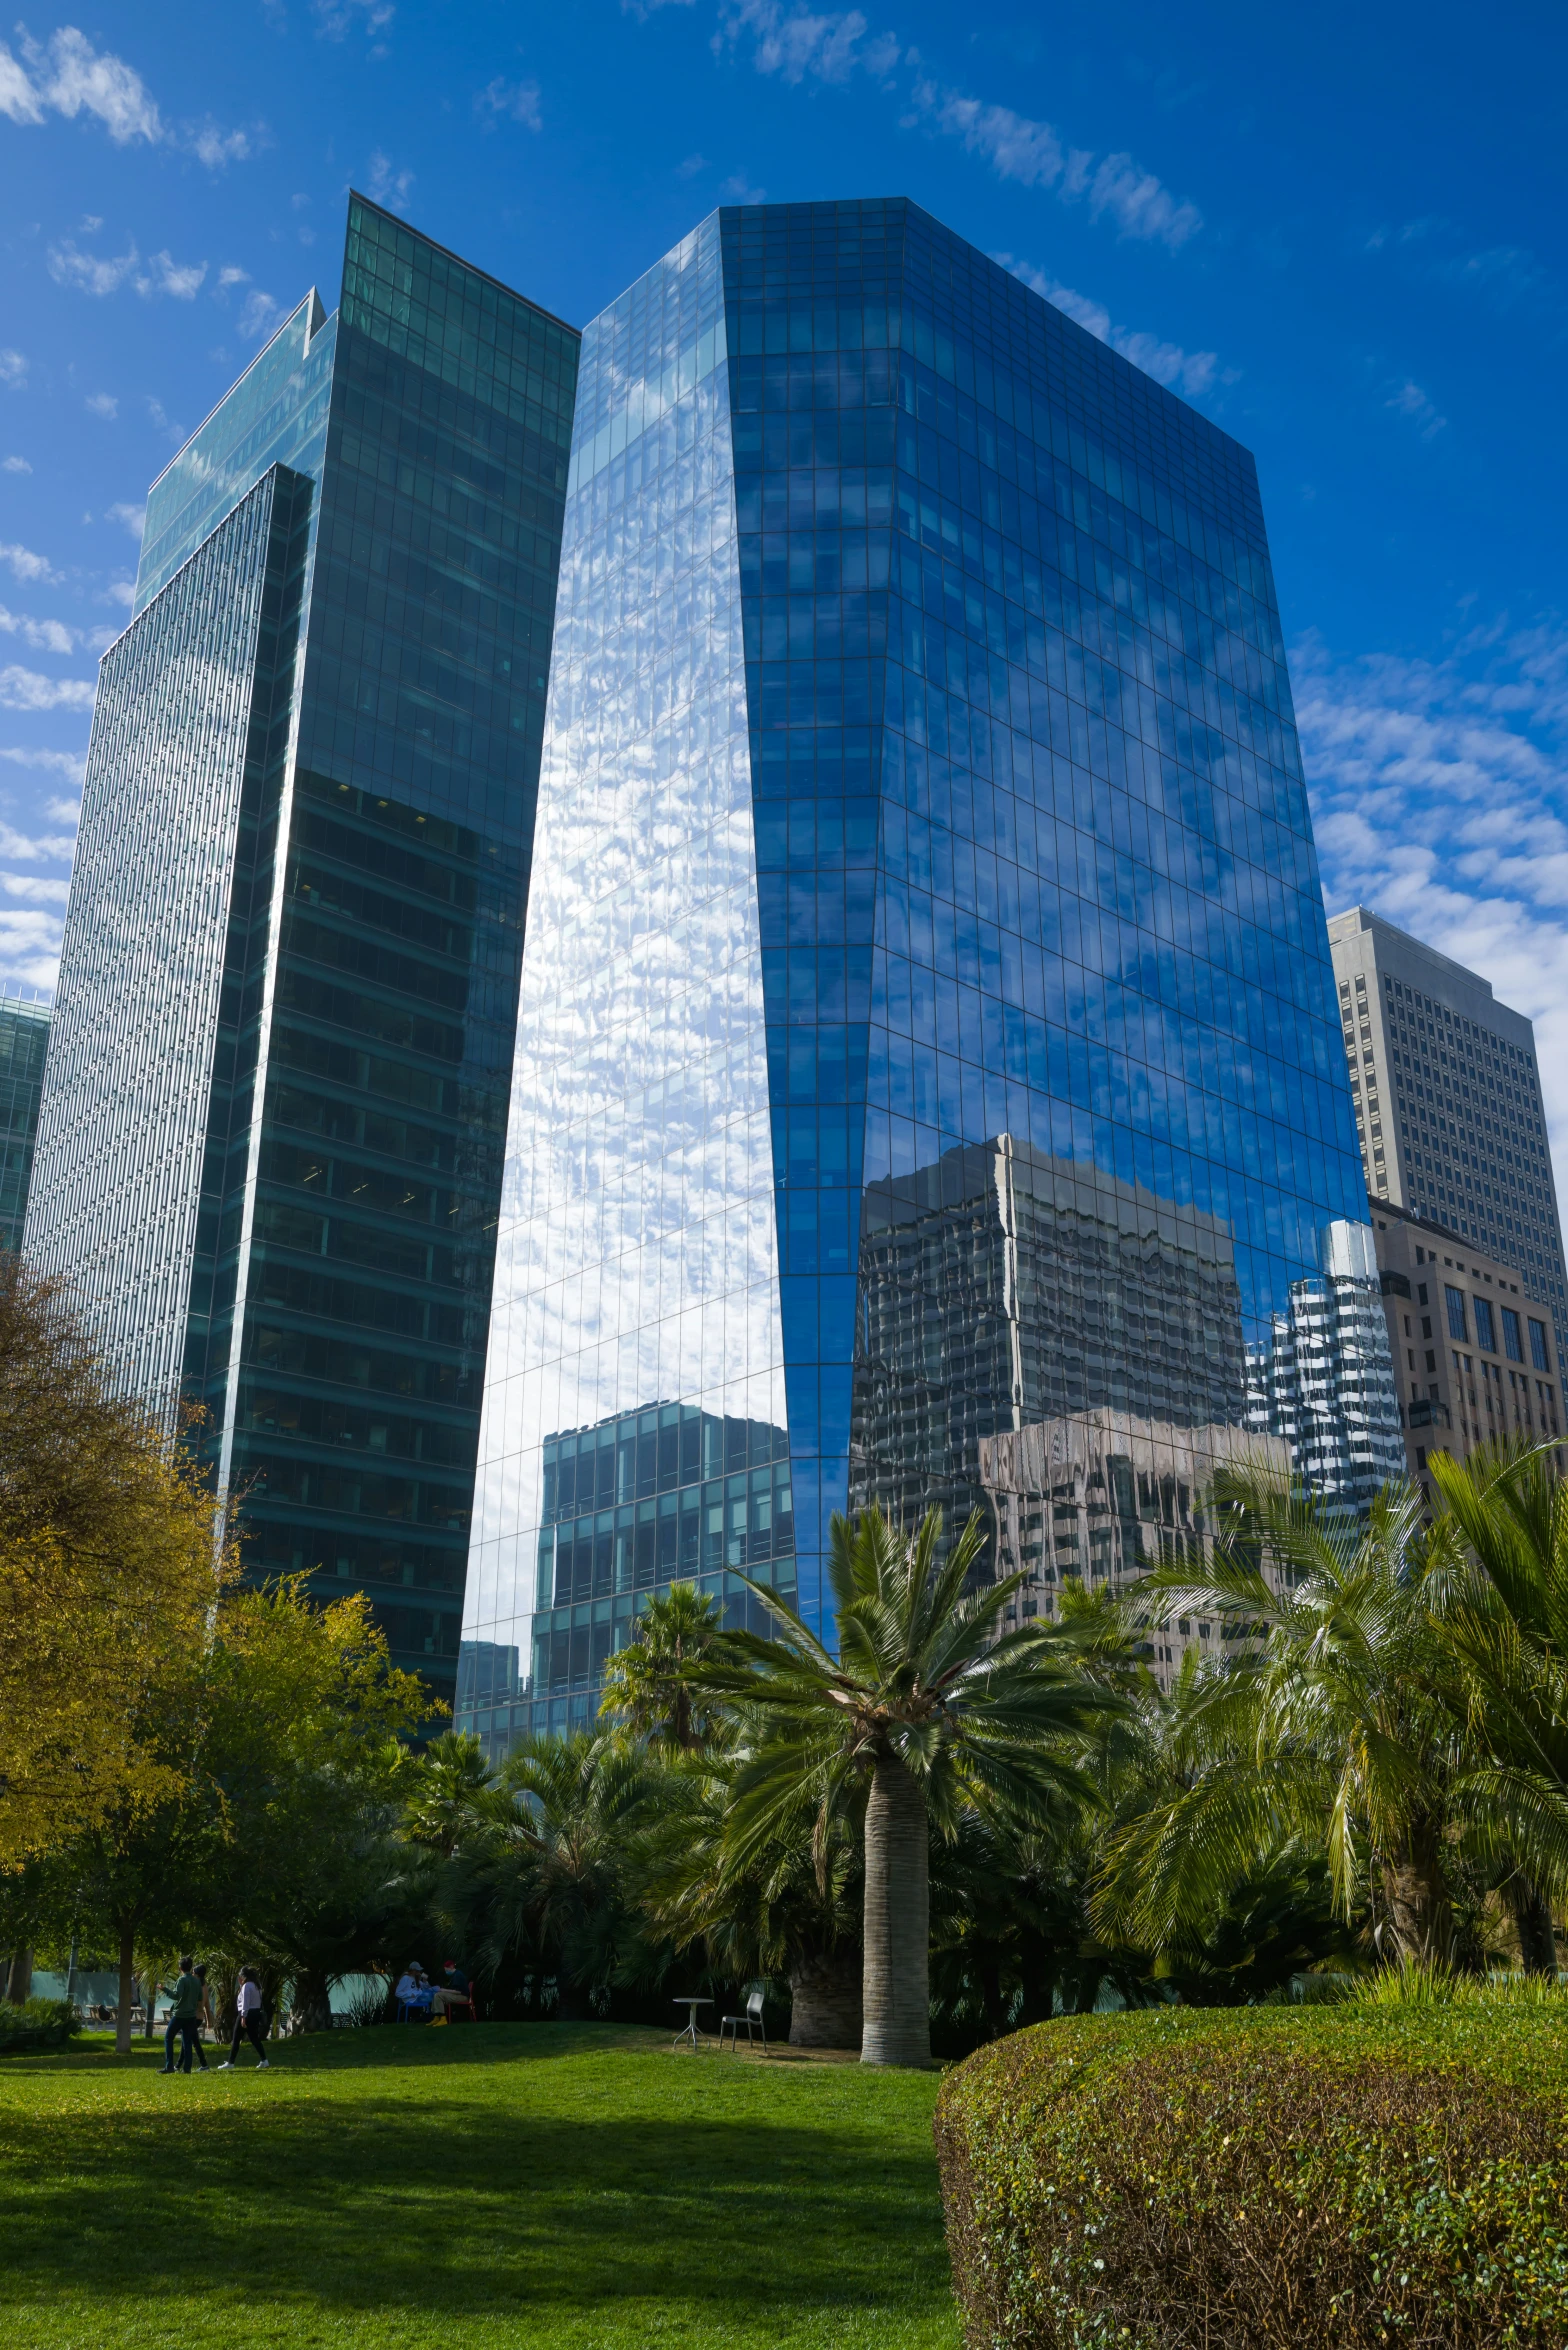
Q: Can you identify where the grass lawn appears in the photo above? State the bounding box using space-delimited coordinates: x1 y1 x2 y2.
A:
0 2023 960 2350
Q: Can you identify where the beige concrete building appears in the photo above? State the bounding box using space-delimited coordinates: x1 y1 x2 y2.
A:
1326 907 1566 1377
1368 1198 1564 1501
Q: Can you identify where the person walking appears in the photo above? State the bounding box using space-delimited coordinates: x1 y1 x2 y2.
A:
189 1964 213 2072
219 1969 270 2070
158 1958 205 2074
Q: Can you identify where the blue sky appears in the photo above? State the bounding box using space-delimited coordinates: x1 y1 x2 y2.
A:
1 0 1564 1172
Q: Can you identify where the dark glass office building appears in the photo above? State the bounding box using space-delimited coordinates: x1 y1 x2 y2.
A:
459 199 1400 1750
0 997 48 1252
25 196 578 1709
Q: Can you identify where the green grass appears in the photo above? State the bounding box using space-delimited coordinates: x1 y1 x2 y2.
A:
0 2023 959 2350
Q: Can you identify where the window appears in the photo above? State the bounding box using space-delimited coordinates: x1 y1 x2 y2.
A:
1473 1296 1496 1352
1530 1319 1551 1374
1503 1308 1523 1362
1445 1286 1467 1342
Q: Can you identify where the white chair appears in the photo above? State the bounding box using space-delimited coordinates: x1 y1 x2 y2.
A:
719 1986 768 2055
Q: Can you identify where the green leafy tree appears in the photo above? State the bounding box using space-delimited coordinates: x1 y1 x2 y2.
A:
402 1731 507 1858
701 1506 1123 2068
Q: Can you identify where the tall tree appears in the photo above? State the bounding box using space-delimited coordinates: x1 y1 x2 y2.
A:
701 1507 1122 2068
597 1583 744 1754
0 1259 232 1867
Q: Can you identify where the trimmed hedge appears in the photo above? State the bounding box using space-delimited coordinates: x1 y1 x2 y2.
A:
0 1997 80 2056
933 2004 1568 2347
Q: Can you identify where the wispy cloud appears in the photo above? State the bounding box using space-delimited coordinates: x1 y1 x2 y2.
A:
0 817 75 859
0 606 76 655
0 351 25 390
719 170 767 203
314 0 395 46
0 543 59 586
477 76 542 128
366 151 415 211
1299 616 1568 1176
84 392 117 419
0 664 95 711
997 256 1227 399
48 239 208 299
0 871 70 903
2 456 30 474
0 746 87 784
1385 378 1446 440
106 501 146 541
0 904 62 993
704 3 1202 249
237 290 284 341
0 26 254 161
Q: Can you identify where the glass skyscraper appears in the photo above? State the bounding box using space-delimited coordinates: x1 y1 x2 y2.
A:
25 195 578 1711
0 997 48 1253
459 198 1401 1751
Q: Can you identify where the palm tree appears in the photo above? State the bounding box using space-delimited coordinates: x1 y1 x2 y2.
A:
598 1582 743 1753
701 1506 1123 2069
401 1730 505 1857
1426 1442 1568 1972
444 1732 662 2017
1099 1464 1566 1969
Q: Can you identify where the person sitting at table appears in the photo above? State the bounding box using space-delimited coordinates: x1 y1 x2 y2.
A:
394 1962 433 2016
429 1960 471 2019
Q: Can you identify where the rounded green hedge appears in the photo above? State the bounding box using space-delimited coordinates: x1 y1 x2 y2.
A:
933 2004 1568 2348
0 1997 79 2056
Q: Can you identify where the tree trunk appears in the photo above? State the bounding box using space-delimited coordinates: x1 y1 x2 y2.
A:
4 1948 32 2004
1503 1874 1559 1977
293 1968 335 2035
788 1950 862 2050
1381 1820 1453 1966
861 1753 930 2068
115 1926 136 2057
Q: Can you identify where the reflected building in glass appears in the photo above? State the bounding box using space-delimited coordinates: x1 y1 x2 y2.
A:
459 198 1400 1749
25 195 578 1712
0 997 49 1253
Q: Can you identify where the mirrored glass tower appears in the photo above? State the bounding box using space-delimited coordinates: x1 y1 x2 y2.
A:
25 195 578 1711
0 997 48 1253
459 198 1402 1749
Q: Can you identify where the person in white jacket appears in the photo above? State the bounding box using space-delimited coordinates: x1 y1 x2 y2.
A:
219 1969 270 2070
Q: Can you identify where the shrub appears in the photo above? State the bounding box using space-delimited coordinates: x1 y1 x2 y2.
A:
933 2001 1568 2347
0 1997 81 2056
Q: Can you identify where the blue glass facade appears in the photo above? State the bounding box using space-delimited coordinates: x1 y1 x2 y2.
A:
455 193 1399 1746
28 196 578 1713
0 998 48 1253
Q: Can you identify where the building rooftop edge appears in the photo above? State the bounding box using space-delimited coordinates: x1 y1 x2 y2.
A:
1326 904 1542 1036
346 188 580 340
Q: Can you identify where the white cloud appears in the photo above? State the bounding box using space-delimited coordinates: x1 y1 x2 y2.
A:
0 607 76 655
0 543 59 586
2 456 30 473
0 819 73 859
477 76 542 128
2 26 161 142
366 151 415 211
704 6 1201 250
1385 378 1447 440
190 121 255 167
0 905 62 993
716 0 898 84
105 577 135 609
237 289 284 341
0 665 95 711
84 392 118 419
0 747 86 786
48 239 208 300
0 350 25 389
217 264 251 291
719 170 768 203
1299 617 1568 1180
1 870 70 903
106 501 147 541
998 257 1225 399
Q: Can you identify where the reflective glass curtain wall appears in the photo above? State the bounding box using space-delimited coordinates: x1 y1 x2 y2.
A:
462 196 1401 1749
27 196 577 1712
0 999 48 1253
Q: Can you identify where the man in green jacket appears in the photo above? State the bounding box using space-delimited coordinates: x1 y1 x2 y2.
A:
159 1958 206 2075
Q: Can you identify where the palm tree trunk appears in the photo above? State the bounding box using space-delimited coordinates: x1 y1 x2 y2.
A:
788 1950 862 2049
1381 1819 1452 1966
1502 1874 1559 1977
861 1753 930 2068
